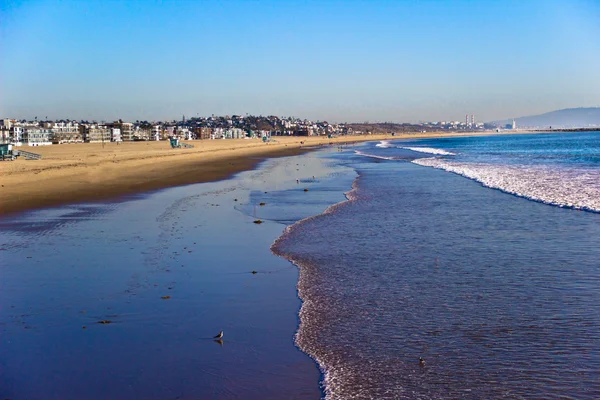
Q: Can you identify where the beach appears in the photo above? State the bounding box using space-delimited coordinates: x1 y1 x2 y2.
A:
0 149 353 399
1 132 599 399
0 131 538 216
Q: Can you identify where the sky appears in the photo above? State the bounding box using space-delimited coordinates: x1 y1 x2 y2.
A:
1 0 599 123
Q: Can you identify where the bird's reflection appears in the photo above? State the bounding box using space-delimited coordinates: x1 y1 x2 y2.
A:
214 339 224 347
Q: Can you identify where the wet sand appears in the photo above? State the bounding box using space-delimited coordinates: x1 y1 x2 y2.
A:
1 131 538 215
0 150 353 399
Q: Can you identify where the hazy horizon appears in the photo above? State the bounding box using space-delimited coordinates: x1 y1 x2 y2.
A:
1 0 599 123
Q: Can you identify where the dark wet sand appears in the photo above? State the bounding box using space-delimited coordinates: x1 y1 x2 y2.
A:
0 150 353 399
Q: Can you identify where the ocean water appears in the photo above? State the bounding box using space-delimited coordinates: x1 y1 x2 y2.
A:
384 132 600 212
273 132 600 399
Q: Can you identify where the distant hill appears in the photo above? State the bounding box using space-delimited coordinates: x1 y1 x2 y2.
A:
490 107 600 129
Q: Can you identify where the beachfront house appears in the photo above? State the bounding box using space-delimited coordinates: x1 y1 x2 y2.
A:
213 127 225 139
117 122 135 141
194 127 213 139
150 125 161 141
0 127 8 144
178 127 193 140
225 128 246 139
22 128 53 146
80 124 111 143
111 128 122 142
134 127 151 141
8 126 24 145
46 121 82 144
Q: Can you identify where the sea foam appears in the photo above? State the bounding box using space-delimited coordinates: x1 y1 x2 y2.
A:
376 140 455 156
413 157 600 212
401 147 456 156
354 150 397 160
375 140 393 148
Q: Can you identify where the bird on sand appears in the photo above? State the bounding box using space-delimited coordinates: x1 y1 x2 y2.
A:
214 331 223 339
419 357 426 367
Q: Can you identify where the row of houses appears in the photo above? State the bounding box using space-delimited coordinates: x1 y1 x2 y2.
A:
1 119 278 146
0 120 195 146
1 115 350 146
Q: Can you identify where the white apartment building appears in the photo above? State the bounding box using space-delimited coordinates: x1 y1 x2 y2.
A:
45 121 82 143
22 128 53 146
151 125 161 141
111 128 122 142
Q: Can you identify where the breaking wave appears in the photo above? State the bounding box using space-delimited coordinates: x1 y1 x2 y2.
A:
401 147 456 156
375 141 456 156
413 157 600 212
354 150 398 160
375 140 393 148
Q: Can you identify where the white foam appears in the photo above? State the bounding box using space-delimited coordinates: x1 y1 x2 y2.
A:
401 146 456 156
375 140 393 148
354 150 397 160
413 158 600 212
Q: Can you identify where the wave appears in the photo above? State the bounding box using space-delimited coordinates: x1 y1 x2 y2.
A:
413 158 600 212
375 140 393 148
401 146 456 156
354 150 398 160
376 140 456 156
271 177 362 400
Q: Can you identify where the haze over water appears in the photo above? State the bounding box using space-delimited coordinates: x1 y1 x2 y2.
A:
274 132 600 399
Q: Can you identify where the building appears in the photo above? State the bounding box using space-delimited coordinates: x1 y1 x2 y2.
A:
111 128 122 142
51 130 83 144
165 126 177 138
8 126 24 145
22 128 53 146
120 122 134 141
134 127 150 141
293 129 309 136
45 121 82 143
110 121 134 141
512 119 517 130
225 128 245 139
80 124 111 143
194 127 213 139
150 125 161 141
213 127 225 139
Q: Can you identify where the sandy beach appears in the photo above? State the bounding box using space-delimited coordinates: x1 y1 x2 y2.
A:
0 131 535 215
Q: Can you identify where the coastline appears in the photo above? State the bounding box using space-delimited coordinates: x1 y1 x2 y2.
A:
1 130 545 216
269 137 600 398
0 149 354 399
3 133 598 398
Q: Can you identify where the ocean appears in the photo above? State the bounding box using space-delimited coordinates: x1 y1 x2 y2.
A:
273 132 600 399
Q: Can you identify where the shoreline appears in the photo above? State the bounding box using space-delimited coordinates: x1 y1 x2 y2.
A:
0 130 556 216
0 151 349 399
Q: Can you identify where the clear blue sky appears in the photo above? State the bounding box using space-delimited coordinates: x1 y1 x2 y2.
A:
1 0 599 122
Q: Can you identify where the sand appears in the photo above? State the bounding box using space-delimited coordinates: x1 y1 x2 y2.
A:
0 131 534 215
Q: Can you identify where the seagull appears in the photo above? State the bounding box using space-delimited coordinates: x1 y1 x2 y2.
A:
419 357 426 367
214 331 223 339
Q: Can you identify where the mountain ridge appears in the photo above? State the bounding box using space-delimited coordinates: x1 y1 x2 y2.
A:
490 107 600 128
